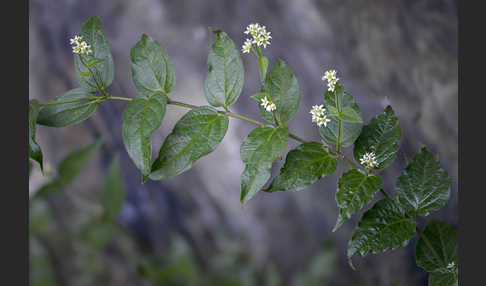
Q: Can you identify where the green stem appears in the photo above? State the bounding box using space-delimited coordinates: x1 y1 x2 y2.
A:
108 96 132 102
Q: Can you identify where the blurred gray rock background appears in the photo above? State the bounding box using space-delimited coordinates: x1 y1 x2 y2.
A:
29 0 457 285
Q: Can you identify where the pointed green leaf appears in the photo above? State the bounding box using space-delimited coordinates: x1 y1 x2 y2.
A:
258 56 269 83
353 105 401 169
74 16 114 91
131 34 176 96
29 99 43 170
204 30 244 108
257 59 300 124
34 139 103 199
333 169 382 232
429 272 458 286
265 142 337 193
122 93 166 177
101 155 126 221
240 125 288 203
37 88 98 127
320 85 363 147
150 106 228 180
395 147 451 216
415 220 458 273
347 198 416 263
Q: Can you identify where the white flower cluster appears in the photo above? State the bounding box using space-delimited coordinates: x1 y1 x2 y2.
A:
242 23 272 53
261 96 276 112
360 152 378 168
321 69 339 92
70 35 92 55
310 104 330 127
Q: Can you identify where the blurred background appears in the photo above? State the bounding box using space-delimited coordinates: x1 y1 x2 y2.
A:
29 0 458 285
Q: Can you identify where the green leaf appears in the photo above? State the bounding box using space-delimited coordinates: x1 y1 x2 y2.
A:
101 155 126 221
415 220 458 273
240 125 288 203
122 93 166 177
265 142 337 193
353 105 402 169
204 30 244 108
347 198 416 265
37 88 98 127
80 218 116 249
258 59 300 124
320 85 362 147
395 147 451 216
29 99 43 170
150 106 228 180
33 139 103 199
131 33 176 96
340 106 363 123
333 169 382 232
429 272 458 286
258 56 269 83
74 16 114 91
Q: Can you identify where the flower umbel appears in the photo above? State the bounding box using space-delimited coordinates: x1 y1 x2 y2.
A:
360 152 378 169
310 104 330 127
241 23 272 54
321 69 339 92
261 96 276 112
70 35 92 55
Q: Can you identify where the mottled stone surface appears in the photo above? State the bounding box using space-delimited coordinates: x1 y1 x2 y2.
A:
29 0 457 285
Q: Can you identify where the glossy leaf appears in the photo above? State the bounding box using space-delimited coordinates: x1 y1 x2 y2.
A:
353 105 401 169
265 142 337 193
101 155 126 221
33 139 103 199
415 220 458 273
131 34 175 96
204 30 244 108
29 99 43 170
333 169 382 232
150 106 228 180
320 85 362 147
240 125 289 203
74 16 114 91
258 59 300 124
429 272 458 286
347 198 416 266
37 88 98 127
122 93 166 177
395 147 451 216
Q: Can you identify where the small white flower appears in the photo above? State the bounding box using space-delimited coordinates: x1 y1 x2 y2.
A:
70 35 83 45
266 103 276 112
261 96 276 112
316 115 330 127
327 82 336 92
360 152 378 168
261 96 270 107
310 105 325 117
310 105 330 127
322 70 337 82
447 262 456 272
242 38 252 54
322 69 340 92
